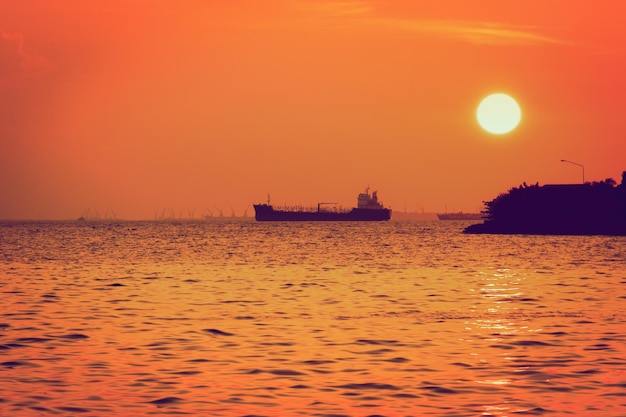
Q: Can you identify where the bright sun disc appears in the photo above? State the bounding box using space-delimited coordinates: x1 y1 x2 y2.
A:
476 93 521 135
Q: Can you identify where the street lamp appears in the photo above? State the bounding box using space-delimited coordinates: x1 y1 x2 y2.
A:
560 159 585 184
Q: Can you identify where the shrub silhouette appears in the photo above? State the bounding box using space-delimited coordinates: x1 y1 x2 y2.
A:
465 171 626 235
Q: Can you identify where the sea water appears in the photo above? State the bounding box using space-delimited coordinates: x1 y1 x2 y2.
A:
0 220 625 416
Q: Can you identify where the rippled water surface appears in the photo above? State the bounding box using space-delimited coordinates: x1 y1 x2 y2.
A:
1 220 625 416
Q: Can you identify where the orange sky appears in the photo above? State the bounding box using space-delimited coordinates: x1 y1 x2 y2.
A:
1 0 625 219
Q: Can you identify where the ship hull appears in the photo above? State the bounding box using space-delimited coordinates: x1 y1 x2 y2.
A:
254 205 391 221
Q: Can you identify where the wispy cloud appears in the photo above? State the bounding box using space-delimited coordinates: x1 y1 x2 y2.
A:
0 31 26 72
298 0 374 17
386 19 566 46
296 1 566 46
0 30 54 88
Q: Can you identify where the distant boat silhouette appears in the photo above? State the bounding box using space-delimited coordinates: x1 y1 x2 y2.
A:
254 188 392 221
437 212 483 221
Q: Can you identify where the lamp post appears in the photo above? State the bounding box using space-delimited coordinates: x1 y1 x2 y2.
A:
560 159 585 184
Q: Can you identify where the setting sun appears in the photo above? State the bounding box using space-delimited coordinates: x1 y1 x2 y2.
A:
476 93 522 135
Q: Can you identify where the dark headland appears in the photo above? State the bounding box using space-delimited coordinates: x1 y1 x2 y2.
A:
464 171 626 236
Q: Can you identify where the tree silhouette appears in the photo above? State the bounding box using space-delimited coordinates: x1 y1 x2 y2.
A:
466 171 626 235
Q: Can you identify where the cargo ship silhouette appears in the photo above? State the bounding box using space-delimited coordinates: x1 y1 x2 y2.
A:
254 188 392 221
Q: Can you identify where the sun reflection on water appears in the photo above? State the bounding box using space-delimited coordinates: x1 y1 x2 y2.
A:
464 268 547 417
